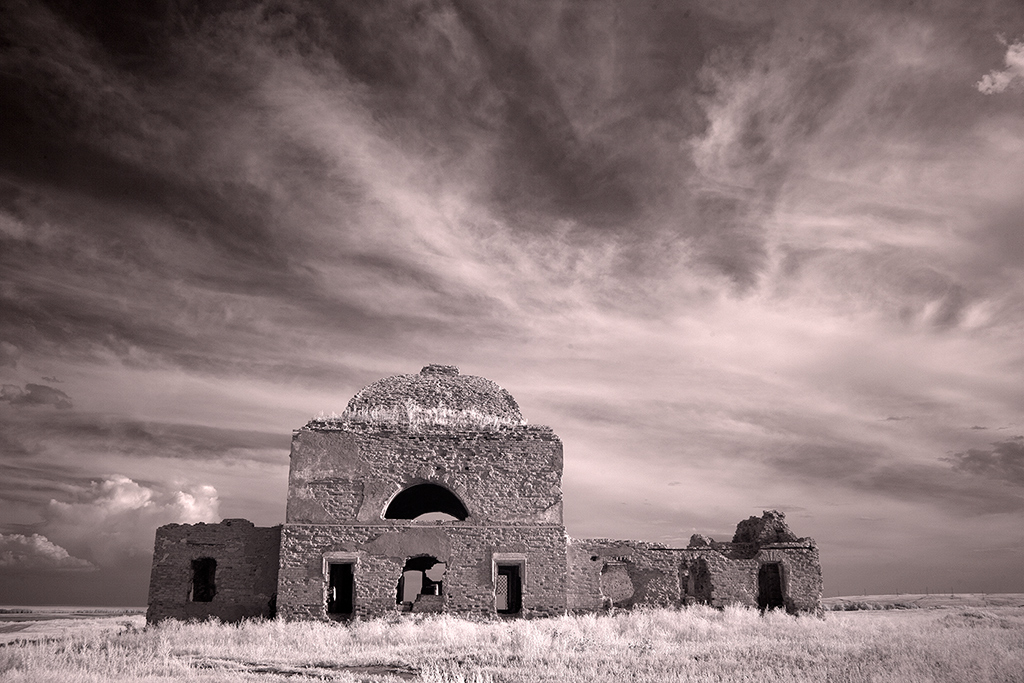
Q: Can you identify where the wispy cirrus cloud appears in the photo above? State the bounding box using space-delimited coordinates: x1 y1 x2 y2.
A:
1 0 1024 601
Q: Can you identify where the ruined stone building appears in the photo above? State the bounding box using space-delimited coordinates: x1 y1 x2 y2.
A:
147 365 822 623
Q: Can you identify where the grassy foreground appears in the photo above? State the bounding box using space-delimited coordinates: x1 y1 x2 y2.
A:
2 605 1023 683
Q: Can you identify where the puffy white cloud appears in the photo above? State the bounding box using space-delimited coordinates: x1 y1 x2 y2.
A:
43 475 219 566
977 40 1024 94
0 533 95 572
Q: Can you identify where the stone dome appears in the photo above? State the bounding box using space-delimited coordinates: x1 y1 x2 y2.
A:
344 365 524 422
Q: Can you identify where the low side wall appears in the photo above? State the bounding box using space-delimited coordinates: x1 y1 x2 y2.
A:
568 538 822 614
567 538 683 611
146 519 282 624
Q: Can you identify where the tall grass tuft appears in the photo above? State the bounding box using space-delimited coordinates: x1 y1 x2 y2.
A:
1 606 1022 682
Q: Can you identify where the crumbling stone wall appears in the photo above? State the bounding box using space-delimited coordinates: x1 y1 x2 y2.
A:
567 512 822 614
567 539 680 611
147 520 281 623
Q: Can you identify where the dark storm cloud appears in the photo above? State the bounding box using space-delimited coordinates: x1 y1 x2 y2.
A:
445 0 643 227
948 438 1024 487
0 409 288 464
0 383 73 409
56 417 291 462
1 0 808 304
0 461 98 506
0 0 921 384
859 462 1024 514
2 0 543 377
768 436 1024 515
0 342 19 368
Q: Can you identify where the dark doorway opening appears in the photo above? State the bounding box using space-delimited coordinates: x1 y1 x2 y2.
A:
758 562 785 611
495 564 522 614
384 484 469 521
396 555 446 611
190 557 216 602
327 563 354 617
689 558 712 605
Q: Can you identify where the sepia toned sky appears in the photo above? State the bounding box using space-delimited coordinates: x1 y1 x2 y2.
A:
1 0 1023 606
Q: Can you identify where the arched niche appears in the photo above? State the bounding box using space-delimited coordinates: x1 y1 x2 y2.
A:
383 483 469 521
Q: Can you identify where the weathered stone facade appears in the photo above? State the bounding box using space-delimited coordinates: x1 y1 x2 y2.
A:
146 519 280 623
147 365 822 623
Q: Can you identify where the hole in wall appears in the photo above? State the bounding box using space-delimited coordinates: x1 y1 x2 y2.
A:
599 562 634 607
396 555 446 611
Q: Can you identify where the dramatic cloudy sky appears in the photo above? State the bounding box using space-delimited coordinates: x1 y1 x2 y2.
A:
1 0 1023 606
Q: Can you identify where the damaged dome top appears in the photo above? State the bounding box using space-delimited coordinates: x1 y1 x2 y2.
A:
344 365 524 423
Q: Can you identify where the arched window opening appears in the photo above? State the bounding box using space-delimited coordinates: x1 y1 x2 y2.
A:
396 555 447 612
384 483 469 521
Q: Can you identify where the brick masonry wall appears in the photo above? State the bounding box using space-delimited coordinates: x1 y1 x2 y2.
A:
277 523 567 620
759 545 823 613
146 520 281 623
567 538 682 611
286 426 564 526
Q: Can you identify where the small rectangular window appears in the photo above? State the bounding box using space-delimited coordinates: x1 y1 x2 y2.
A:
327 562 354 615
190 557 216 602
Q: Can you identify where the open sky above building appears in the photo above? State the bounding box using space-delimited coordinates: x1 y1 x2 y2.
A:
1 0 1023 605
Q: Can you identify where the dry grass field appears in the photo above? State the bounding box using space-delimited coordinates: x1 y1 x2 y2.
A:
2 600 1023 682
